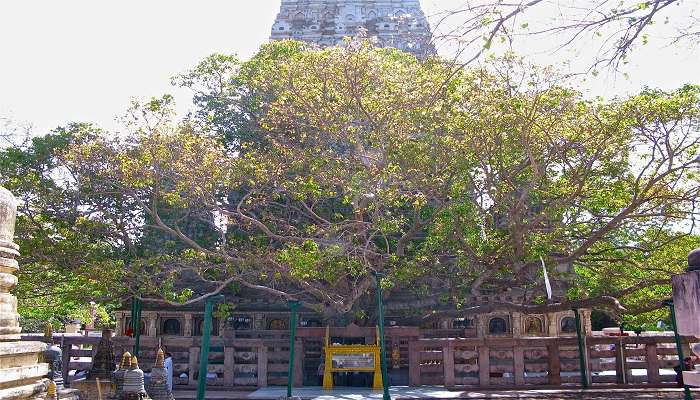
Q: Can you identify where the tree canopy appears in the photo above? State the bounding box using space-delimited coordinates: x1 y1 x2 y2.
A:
436 0 699 71
52 40 699 323
0 127 124 328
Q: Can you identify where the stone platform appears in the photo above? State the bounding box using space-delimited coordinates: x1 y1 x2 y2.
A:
172 386 700 400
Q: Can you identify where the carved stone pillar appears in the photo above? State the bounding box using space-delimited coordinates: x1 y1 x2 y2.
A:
476 315 488 338
511 313 522 337
546 312 558 337
184 314 193 337
218 317 225 337
254 313 264 330
147 313 158 337
581 309 593 336
0 186 49 399
115 312 124 336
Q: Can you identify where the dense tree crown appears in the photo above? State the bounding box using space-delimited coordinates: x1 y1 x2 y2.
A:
4 40 699 325
0 128 123 327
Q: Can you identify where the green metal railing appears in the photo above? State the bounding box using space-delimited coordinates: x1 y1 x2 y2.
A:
287 300 300 398
573 308 589 389
664 299 693 400
131 297 142 357
373 271 391 400
197 295 225 400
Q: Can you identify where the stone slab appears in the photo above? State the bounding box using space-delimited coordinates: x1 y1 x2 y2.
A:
0 364 49 385
672 270 700 336
0 341 46 356
0 378 47 400
71 378 114 400
243 387 700 400
684 371 700 387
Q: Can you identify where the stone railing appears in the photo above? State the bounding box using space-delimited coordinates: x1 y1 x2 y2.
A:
21 333 101 385
112 335 294 388
24 331 696 390
408 335 695 388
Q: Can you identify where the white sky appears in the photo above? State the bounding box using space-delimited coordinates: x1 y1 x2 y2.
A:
1 1 698 135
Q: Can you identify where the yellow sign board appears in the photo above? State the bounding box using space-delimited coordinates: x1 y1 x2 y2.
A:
322 326 383 390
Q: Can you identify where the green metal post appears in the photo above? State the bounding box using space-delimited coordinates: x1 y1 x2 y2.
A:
373 272 391 400
666 300 693 400
573 309 589 389
133 297 142 357
129 297 136 338
130 297 136 331
287 300 300 398
197 295 225 400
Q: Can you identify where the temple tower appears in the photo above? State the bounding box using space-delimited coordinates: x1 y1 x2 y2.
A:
270 0 434 57
0 186 49 399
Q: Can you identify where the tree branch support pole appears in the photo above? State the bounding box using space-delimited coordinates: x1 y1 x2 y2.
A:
197 295 225 400
573 308 589 389
665 300 693 400
132 297 142 357
373 271 391 400
287 300 300 399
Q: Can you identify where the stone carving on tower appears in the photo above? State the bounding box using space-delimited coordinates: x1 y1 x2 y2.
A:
270 0 434 58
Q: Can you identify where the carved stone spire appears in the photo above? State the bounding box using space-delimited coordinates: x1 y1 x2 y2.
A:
270 0 434 58
122 356 150 399
155 348 165 368
146 349 174 400
88 328 116 380
113 351 132 399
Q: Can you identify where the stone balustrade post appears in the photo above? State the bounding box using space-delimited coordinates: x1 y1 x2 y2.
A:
115 312 124 336
184 314 193 337
547 313 558 336
146 313 158 336
218 317 226 337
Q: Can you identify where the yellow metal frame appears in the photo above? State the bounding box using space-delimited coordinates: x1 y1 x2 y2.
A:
322 326 383 390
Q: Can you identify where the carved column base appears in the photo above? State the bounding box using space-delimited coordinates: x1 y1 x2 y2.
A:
0 254 20 341
0 342 49 399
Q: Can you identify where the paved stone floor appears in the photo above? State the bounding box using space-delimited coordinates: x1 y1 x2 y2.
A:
174 386 700 399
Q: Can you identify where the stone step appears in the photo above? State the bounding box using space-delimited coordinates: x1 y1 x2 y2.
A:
0 364 50 385
0 379 47 400
0 341 46 369
173 389 255 399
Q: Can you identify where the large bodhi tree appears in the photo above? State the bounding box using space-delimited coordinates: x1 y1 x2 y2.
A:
63 40 700 322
